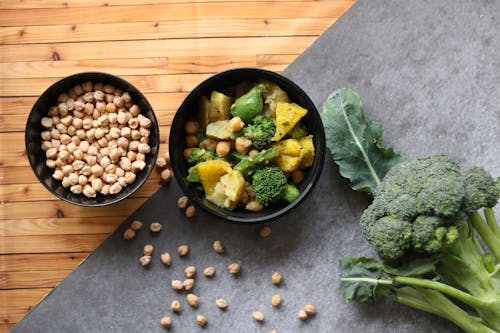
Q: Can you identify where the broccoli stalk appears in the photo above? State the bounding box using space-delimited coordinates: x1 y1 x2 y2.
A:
233 148 279 176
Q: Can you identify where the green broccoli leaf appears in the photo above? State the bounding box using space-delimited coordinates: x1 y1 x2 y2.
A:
322 88 407 194
339 257 391 303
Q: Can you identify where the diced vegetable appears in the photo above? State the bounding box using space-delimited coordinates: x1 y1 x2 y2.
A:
196 160 232 195
260 80 290 118
210 91 233 120
206 170 245 209
272 102 308 141
206 120 232 140
230 84 266 123
299 135 315 169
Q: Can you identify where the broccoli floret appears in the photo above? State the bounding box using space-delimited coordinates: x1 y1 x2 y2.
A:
186 166 200 182
281 184 300 203
288 122 308 139
252 167 287 206
361 155 500 262
242 115 276 150
462 166 500 213
234 148 279 176
187 148 217 165
369 217 412 262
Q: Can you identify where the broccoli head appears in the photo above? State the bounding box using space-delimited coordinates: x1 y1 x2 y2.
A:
252 167 287 206
281 183 300 203
361 155 500 263
243 115 276 150
187 148 217 165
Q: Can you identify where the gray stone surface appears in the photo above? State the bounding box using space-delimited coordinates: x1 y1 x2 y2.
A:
12 0 499 332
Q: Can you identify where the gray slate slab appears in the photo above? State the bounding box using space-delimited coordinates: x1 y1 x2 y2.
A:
12 0 499 332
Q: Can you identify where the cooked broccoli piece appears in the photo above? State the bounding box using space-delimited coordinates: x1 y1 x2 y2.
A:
252 167 288 206
360 155 500 263
186 148 217 165
287 122 308 139
281 183 300 203
242 115 276 150
186 166 200 183
234 148 279 176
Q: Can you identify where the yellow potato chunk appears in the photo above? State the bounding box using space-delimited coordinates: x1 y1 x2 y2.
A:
210 91 233 120
206 170 245 210
196 160 232 195
259 80 290 118
272 102 308 141
206 120 232 140
274 138 301 157
299 135 315 169
275 155 301 173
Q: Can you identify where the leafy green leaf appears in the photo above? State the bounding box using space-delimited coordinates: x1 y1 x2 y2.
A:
382 257 438 277
339 257 392 303
322 88 407 194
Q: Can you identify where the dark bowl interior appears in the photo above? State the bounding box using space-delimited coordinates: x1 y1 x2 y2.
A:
25 72 159 206
169 68 325 223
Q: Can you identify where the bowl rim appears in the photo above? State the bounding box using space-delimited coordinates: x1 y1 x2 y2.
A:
25 71 159 207
169 67 326 223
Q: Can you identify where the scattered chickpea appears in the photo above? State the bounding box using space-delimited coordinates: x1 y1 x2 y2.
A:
213 240 225 254
203 266 215 278
304 303 317 316
186 293 199 307
143 244 154 256
171 280 183 291
227 263 241 275
271 272 282 285
171 300 181 313
178 196 189 209
130 220 143 231
184 121 200 134
139 255 152 267
184 266 196 278
150 222 162 232
216 141 231 157
161 169 172 183
271 294 282 307
270 329 278 333
123 228 136 241
252 311 265 322
215 298 228 310
229 116 244 132
183 278 195 291
298 309 308 321
177 245 189 257
259 226 272 238
185 205 196 218
160 316 172 329
156 157 168 169
196 314 207 327
160 252 171 266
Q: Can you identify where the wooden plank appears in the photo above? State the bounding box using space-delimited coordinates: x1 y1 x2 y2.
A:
0 217 122 237
0 18 333 45
256 54 299 71
0 73 211 97
0 288 52 323
0 2 353 26
0 234 109 254
0 55 258 79
1 198 147 220
0 0 324 10
0 36 316 62
1 270 70 289
0 323 15 333
0 253 89 272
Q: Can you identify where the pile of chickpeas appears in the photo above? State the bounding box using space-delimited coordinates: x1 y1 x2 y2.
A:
40 81 152 198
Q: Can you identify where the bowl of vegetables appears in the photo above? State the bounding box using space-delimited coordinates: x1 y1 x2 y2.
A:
169 68 325 223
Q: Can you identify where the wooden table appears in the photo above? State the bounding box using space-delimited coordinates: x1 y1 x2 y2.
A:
0 1 354 331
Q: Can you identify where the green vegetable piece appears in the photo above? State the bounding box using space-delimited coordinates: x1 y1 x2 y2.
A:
288 122 308 139
252 167 288 206
186 166 200 183
242 115 276 150
281 184 300 203
321 88 406 194
233 148 279 176
230 84 266 123
187 148 217 165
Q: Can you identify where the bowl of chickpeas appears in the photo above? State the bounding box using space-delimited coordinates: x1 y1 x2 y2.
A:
169 68 326 223
25 72 160 206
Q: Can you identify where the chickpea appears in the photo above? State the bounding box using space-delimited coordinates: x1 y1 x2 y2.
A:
131 160 146 172
160 316 172 329
128 118 139 129
259 226 272 238
235 136 252 154
291 170 305 184
171 280 183 291
48 106 59 116
41 141 52 151
105 103 117 113
80 165 92 176
177 196 189 209
70 184 83 194
83 184 96 198
113 95 124 107
171 300 181 313
150 222 162 232
129 104 141 116
68 173 79 186
160 252 171 266
139 255 152 267
245 200 263 212
138 143 150 154
91 178 103 192
41 117 53 128
109 182 122 195
51 128 61 140
41 131 51 141
121 92 132 103
101 184 111 195
138 116 152 128
124 172 136 184
185 205 196 218
137 152 147 162
184 266 196 278
252 311 265 322
196 314 207 327
248 149 259 157
177 245 189 257
103 84 115 94
186 293 199 308
228 263 241 275
161 169 172 183
143 244 153 256
271 272 282 285
203 266 215 278
304 304 317 316
52 169 64 181
229 116 245 132
78 175 88 186
184 121 200 134
61 164 73 175
183 148 192 159
199 138 218 150
46 147 58 159
271 294 282 307
298 309 308 321
120 127 131 138
216 141 231 157
58 93 69 103
213 240 225 254
182 279 194 291
117 111 129 125
117 176 127 187
185 135 198 148
108 112 118 124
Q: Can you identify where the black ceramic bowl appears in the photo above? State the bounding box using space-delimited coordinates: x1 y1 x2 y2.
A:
25 72 159 206
169 68 325 223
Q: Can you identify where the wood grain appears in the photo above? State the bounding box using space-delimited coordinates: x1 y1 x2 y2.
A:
0 0 354 329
